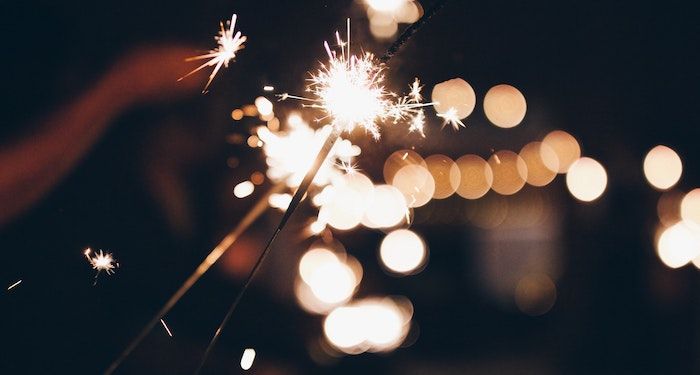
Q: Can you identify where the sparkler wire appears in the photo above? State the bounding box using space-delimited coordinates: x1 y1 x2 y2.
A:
194 1 451 372
104 182 286 375
193 130 340 374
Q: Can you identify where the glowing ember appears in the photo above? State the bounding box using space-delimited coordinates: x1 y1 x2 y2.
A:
179 14 247 92
7 280 22 291
160 319 173 337
280 19 431 139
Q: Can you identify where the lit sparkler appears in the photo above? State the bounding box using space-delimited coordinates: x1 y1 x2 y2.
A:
179 14 247 92
437 107 465 130
84 248 118 284
280 19 432 139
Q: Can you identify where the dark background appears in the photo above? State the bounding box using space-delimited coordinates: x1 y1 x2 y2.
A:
1 0 700 374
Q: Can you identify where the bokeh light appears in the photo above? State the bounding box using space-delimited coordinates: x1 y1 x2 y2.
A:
542 130 581 173
519 142 558 187
363 184 408 228
643 145 682 190
323 297 413 354
488 150 528 195
254 96 273 116
365 0 406 12
455 154 493 199
425 154 460 199
680 188 700 226
656 221 700 269
379 229 427 275
240 348 256 371
233 180 254 198
657 190 683 227
483 84 527 128
391 164 435 208
384 150 426 184
514 274 557 316
319 173 374 230
565 157 607 202
431 78 476 120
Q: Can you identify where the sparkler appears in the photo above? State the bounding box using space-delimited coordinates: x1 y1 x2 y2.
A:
194 4 450 369
179 14 247 92
84 248 118 285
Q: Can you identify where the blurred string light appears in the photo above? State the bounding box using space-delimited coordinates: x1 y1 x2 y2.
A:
644 145 683 190
233 180 255 198
363 0 423 40
180 14 247 92
483 84 527 129
425 154 460 199
455 155 493 199
379 229 427 275
542 130 581 173
323 297 413 354
565 157 607 202
488 150 528 195
431 78 476 129
296 247 362 311
519 142 558 187
514 274 557 316
680 189 700 226
656 221 700 269
240 348 256 371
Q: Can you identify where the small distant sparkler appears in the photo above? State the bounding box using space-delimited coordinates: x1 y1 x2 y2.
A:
7 280 22 291
280 19 432 139
84 248 118 285
160 319 173 337
179 14 247 92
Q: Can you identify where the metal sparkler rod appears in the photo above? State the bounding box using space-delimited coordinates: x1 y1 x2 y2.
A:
193 1 451 372
104 182 286 375
193 129 340 374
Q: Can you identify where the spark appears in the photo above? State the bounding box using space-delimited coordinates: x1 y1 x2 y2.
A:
7 280 22 291
85 248 119 283
160 319 173 337
263 85 274 92
436 107 465 130
179 14 247 92
337 160 359 174
279 19 432 139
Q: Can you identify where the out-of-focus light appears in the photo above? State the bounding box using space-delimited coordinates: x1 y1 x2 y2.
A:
483 84 527 128
250 171 265 185
644 145 682 190
519 142 558 187
254 96 274 116
363 185 407 228
299 248 340 285
247 135 262 148
395 0 422 23
514 274 557 316
323 297 412 354
425 154 460 199
488 150 528 195
307 261 357 304
263 85 274 92
455 154 493 199
384 150 425 184
309 220 327 235
366 0 406 12
391 164 435 207
369 16 398 39
319 173 373 230
566 157 607 202
658 190 683 227
240 348 256 371
231 108 244 120
268 193 292 210
681 189 700 226
431 78 476 122
379 229 427 275
233 181 254 198
542 130 580 173
242 104 258 117
657 221 700 268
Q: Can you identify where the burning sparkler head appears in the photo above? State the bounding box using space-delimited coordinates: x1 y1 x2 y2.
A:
281 19 431 139
85 248 119 275
180 14 247 92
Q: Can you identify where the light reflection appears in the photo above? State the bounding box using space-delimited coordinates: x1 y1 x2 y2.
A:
514 274 557 316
